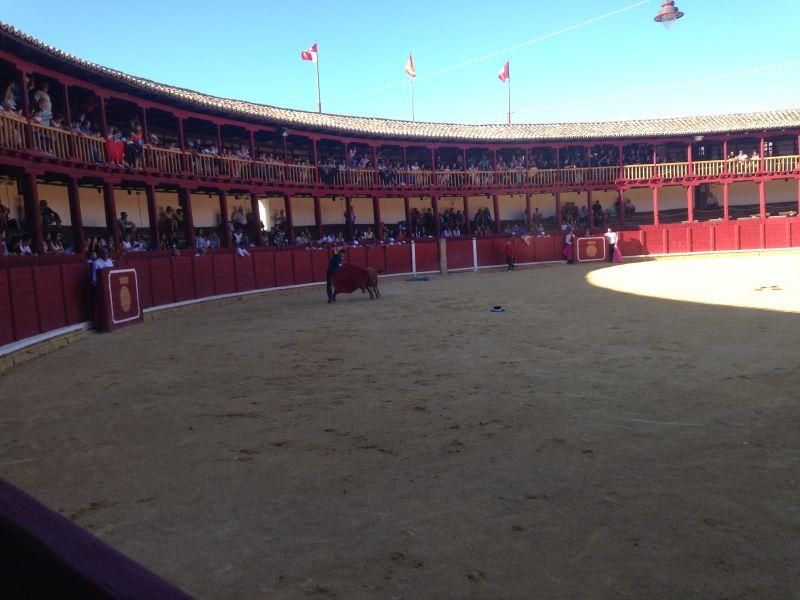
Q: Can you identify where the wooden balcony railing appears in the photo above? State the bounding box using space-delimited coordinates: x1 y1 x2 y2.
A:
189 153 219 177
349 169 376 187
623 164 654 181
0 112 26 150
728 158 761 176
253 161 284 181
73 133 105 164
144 146 183 174
763 155 798 173
656 162 689 179
529 168 558 186
30 123 71 159
693 160 725 177
220 156 253 180
285 164 315 184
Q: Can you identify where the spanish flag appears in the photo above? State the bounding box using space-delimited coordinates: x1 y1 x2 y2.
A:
404 54 416 78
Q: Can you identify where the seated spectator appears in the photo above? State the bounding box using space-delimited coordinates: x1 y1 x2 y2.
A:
194 246 208 257
706 194 719 209
19 235 34 255
0 229 9 256
32 81 52 116
195 230 207 250
236 241 251 257
2 81 19 112
121 234 133 252
132 234 146 251
91 247 114 285
118 212 136 236
624 198 636 216
208 231 220 249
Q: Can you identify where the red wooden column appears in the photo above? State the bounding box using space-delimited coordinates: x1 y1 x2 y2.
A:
555 191 562 230
464 195 472 235
99 97 109 137
178 187 196 248
250 193 264 246
618 189 626 228
177 117 188 174
431 196 440 237
313 196 323 240
797 178 800 216
63 85 76 158
403 196 411 230
373 196 383 240
145 184 160 250
101 180 121 248
687 142 693 176
492 194 501 233
686 185 694 222
19 70 33 149
758 180 766 219
617 144 624 179
312 139 320 183
652 186 660 226
218 190 231 248
23 171 44 254
722 139 729 173
284 194 295 239
66 176 85 253
586 190 593 230
524 193 531 231
723 183 730 221
344 196 353 240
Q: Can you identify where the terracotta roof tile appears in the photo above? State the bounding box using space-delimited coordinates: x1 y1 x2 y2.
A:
3 21 800 143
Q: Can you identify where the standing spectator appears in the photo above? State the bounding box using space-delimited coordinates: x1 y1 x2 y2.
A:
40 200 61 234
118 212 136 237
505 239 516 271
91 247 114 284
0 229 9 256
235 241 251 257
604 228 618 263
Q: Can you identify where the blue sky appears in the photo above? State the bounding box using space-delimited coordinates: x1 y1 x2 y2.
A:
4 1 800 125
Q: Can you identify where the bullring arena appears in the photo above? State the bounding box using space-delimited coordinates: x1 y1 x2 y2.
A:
2 7 800 600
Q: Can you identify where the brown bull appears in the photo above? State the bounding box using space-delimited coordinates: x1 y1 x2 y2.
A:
330 265 380 301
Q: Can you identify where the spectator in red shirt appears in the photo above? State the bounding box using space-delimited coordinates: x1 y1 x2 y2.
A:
505 240 515 271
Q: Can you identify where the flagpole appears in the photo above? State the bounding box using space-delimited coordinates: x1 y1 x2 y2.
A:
315 55 322 113
507 61 511 125
410 77 415 122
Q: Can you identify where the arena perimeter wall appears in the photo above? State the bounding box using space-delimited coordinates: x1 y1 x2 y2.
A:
2 217 800 349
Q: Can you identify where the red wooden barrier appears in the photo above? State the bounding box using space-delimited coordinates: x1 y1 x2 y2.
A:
234 255 256 291
366 245 387 273
765 220 789 249
33 265 67 333
534 236 555 262
714 223 737 251
347 247 367 269
476 239 494 267
738 221 761 250
0 270 14 345
515 237 535 263
213 254 236 295
385 245 411 274
274 252 293 286
61 262 91 323
414 242 439 272
149 259 174 306
292 250 313 284
192 256 215 298
310 249 330 282
171 258 195 302
691 227 712 253
254 251 277 289
9 267 39 340
447 239 473 269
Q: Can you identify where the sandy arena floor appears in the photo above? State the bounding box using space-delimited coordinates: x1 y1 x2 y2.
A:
2 254 800 599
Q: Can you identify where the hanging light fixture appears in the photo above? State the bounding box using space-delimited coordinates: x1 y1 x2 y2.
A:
654 0 684 29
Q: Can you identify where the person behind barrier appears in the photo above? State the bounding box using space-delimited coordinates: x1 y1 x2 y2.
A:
91 247 114 285
604 228 618 263
505 239 516 271
326 247 345 304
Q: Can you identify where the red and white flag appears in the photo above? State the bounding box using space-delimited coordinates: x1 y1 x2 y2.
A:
498 60 510 83
301 42 318 63
404 54 416 78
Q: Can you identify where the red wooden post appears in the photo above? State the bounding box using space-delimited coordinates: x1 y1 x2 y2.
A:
797 178 800 216
99 96 108 137
178 187 195 248
686 185 694 222
313 196 323 241
141 107 149 141
102 180 121 248
524 193 531 231
687 142 693 176
145 184 159 250
19 70 33 149
464 195 472 236
403 195 411 230
723 182 730 221
618 144 624 179
250 193 263 246
373 196 382 240
722 139 728 173
63 84 76 158
555 147 561 183
652 186 660 226
216 123 223 153
312 138 320 184
432 195 440 237
493 193 501 233
759 180 766 219
284 193 295 240
66 176 85 253
619 188 626 228
586 189 593 230
23 171 43 254
372 146 378 186
759 138 765 172
218 190 231 248
652 145 657 178
555 191 562 230
177 116 188 174
249 130 256 161
344 196 353 240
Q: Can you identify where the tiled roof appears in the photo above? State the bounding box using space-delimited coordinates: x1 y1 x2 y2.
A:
3 21 800 143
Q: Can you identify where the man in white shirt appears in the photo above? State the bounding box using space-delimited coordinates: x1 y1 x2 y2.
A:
91 248 114 284
604 228 618 263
